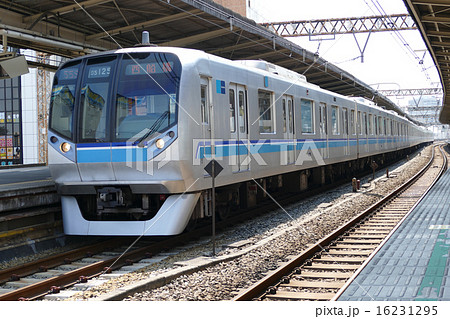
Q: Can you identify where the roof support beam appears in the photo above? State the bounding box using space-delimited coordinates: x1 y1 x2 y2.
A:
86 9 203 40
161 28 231 47
208 38 270 54
244 48 290 60
436 51 450 57
23 0 112 24
429 31 450 38
321 82 355 92
410 1 450 5
431 41 450 48
421 16 450 24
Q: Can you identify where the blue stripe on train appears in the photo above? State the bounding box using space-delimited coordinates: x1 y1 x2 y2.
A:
76 138 402 163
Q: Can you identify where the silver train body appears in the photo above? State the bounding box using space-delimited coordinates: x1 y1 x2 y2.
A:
48 46 433 236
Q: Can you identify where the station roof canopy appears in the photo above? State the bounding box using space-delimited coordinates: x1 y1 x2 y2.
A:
0 0 415 120
404 0 450 124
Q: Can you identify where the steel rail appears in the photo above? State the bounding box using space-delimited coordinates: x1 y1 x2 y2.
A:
331 144 447 300
233 144 444 301
0 238 125 285
0 146 437 301
0 232 194 301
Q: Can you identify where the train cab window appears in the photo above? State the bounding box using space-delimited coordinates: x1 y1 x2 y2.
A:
258 90 274 134
80 56 117 142
301 99 314 134
331 105 339 135
114 52 181 141
49 60 81 141
229 89 236 133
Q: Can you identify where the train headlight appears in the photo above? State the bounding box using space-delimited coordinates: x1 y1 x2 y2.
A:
60 142 71 153
155 138 165 149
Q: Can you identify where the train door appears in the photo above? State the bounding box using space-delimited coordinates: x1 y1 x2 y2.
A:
282 95 295 164
201 77 213 164
319 102 328 159
229 83 249 172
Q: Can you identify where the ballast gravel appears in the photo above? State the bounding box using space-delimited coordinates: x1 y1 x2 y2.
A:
64 146 432 301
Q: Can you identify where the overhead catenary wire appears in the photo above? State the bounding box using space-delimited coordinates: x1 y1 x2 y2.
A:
364 0 433 83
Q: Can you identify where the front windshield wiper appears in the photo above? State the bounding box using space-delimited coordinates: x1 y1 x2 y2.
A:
135 111 169 147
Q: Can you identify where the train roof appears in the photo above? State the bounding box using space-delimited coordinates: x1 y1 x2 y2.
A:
55 45 427 130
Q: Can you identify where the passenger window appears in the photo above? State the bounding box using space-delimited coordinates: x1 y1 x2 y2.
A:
350 110 355 135
258 90 274 133
368 114 373 135
229 89 236 133
301 99 314 134
319 102 327 135
288 99 294 133
342 108 348 135
238 90 246 134
357 111 362 135
363 112 368 135
282 99 286 133
201 85 209 125
374 116 378 135
331 105 339 135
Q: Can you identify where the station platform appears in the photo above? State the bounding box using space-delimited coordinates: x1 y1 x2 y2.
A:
0 166 53 192
0 166 57 212
338 165 450 301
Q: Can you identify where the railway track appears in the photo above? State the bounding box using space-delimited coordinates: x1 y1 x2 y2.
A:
0 228 212 301
0 146 436 301
234 143 447 301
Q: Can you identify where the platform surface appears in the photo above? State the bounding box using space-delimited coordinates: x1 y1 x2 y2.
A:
0 166 53 192
338 166 450 301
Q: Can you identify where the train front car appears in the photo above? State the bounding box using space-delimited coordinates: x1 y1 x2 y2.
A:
48 48 200 236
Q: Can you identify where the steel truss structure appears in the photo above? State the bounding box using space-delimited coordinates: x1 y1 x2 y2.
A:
378 88 443 96
261 14 416 37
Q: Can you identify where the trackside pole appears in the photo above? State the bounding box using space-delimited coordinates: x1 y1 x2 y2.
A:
212 161 216 256
204 159 223 257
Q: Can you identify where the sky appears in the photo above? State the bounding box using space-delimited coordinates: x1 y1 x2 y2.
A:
247 0 442 109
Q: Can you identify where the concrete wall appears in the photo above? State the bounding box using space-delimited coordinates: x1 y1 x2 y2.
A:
20 63 39 164
213 0 248 17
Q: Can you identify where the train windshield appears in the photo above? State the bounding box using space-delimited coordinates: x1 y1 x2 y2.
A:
80 55 117 142
49 60 81 140
114 52 180 142
49 51 181 143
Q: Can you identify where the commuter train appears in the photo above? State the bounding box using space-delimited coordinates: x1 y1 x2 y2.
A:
48 45 433 236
